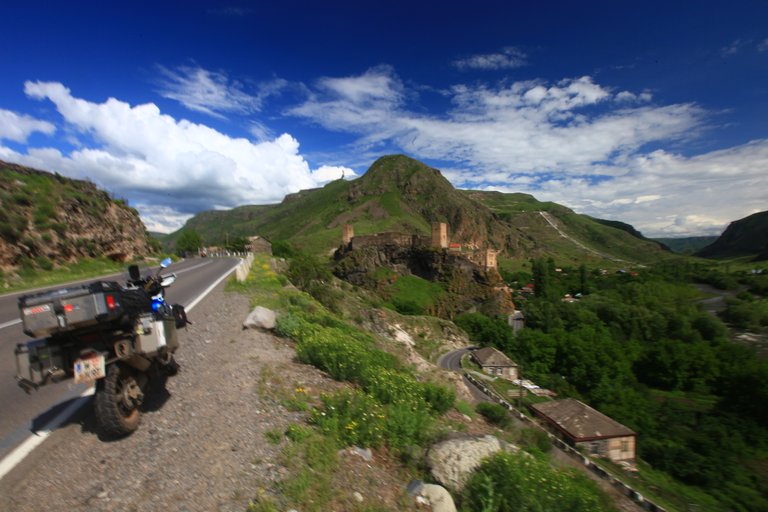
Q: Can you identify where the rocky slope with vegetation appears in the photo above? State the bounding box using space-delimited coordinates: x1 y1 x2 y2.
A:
0 160 154 276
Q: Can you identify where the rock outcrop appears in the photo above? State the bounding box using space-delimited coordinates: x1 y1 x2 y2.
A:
0 161 153 275
333 244 514 317
426 434 517 492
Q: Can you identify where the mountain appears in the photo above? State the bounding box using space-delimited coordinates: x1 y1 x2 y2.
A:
696 210 768 260
653 236 718 255
170 155 668 266
0 160 153 273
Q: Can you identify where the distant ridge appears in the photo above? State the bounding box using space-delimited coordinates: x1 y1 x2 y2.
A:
696 210 768 260
653 236 718 255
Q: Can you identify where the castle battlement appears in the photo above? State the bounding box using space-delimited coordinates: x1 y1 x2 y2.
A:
340 222 499 270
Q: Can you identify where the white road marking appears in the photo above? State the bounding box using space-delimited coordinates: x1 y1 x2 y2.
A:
0 387 95 481
0 319 21 330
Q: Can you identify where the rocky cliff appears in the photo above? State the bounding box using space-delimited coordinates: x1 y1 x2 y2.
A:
334 243 514 318
0 160 153 273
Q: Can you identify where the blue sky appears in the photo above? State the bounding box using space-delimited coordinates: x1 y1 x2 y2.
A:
1 1 766 236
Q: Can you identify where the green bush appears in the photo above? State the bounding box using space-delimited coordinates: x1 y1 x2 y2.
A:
476 402 511 428
383 401 433 449
297 331 372 381
519 427 552 453
286 252 332 290
422 381 456 414
461 451 614 512
35 256 54 271
271 239 298 258
311 390 386 448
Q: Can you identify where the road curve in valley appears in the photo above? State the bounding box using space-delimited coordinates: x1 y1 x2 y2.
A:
437 347 493 403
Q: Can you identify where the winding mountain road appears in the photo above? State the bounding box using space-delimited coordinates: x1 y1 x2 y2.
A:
437 348 493 403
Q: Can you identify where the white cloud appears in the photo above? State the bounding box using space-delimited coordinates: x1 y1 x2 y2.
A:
454 47 527 70
0 109 55 142
292 72 704 177
155 65 273 118
758 38 768 52
311 165 357 183
519 140 768 236
720 39 745 57
289 68 763 237
8 81 337 231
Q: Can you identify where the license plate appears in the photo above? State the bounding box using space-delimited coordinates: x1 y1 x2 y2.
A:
74 354 106 384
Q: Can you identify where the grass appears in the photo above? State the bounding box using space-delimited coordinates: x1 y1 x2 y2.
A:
384 274 444 315
593 458 723 512
226 255 303 310
1 257 139 294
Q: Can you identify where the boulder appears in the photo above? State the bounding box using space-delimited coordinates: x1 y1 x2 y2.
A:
243 306 276 330
408 481 457 512
426 434 515 492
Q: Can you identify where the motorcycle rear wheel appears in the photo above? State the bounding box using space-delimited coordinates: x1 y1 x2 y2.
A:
94 363 142 436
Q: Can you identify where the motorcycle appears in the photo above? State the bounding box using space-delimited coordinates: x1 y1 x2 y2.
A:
14 258 189 436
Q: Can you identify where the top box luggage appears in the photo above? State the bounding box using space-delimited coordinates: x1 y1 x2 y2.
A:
18 281 130 338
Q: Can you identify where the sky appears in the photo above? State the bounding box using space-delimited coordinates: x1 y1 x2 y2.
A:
0 1 766 237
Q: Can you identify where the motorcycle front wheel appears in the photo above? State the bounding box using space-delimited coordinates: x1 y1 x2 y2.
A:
94 363 143 436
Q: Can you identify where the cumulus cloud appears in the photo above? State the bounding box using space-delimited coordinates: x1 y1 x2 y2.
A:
0 109 55 142
9 81 351 232
155 65 282 118
291 71 704 176
498 140 768 236
289 68 765 236
454 47 527 70
311 165 358 183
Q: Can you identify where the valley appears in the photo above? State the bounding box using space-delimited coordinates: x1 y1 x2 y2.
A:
2 155 768 511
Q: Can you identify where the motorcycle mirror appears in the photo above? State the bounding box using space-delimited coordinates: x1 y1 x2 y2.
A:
128 265 141 281
160 257 173 269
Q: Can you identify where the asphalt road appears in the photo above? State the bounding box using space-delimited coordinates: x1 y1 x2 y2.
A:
0 257 239 460
437 347 493 403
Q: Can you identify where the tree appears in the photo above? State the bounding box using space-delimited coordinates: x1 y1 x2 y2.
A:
175 229 202 256
226 235 248 252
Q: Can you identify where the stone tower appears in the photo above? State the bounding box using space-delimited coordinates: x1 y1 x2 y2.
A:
485 248 499 269
342 224 354 245
431 222 448 249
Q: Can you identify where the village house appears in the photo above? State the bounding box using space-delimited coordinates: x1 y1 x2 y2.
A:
471 347 518 381
530 398 636 462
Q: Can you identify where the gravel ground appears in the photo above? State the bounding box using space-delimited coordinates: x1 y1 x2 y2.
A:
0 283 335 512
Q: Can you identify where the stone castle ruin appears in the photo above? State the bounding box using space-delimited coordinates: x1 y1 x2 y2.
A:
339 222 500 270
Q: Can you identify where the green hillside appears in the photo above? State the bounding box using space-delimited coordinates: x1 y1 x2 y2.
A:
697 210 768 260
463 189 668 266
169 155 671 266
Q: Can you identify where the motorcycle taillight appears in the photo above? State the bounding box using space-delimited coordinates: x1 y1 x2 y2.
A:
106 295 117 310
